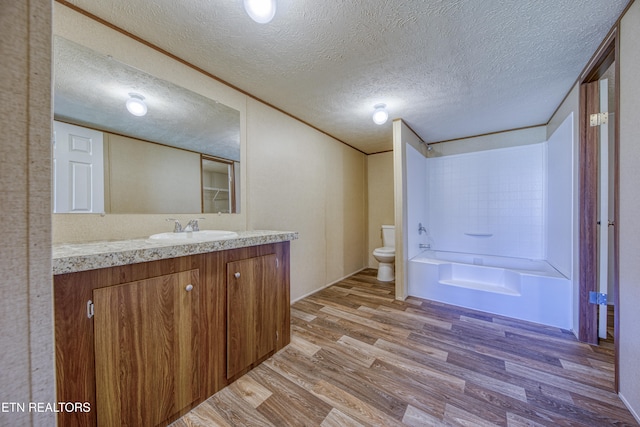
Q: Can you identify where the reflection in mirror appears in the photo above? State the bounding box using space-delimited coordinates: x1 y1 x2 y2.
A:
52 36 241 214
202 157 236 214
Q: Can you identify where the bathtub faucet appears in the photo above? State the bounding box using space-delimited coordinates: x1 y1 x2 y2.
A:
418 223 427 235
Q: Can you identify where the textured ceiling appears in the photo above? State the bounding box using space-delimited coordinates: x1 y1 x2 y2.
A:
54 37 241 161
62 0 628 154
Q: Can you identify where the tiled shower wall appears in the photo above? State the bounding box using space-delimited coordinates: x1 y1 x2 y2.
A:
427 143 546 259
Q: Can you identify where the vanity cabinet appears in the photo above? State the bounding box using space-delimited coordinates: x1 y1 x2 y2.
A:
54 242 290 427
93 269 200 426
227 254 278 379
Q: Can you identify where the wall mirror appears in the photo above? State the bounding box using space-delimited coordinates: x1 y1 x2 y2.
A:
53 36 241 214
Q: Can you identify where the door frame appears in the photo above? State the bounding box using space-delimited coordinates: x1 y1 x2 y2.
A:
578 28 620 391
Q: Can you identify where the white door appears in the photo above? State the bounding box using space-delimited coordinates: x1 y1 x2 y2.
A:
53 121 104 213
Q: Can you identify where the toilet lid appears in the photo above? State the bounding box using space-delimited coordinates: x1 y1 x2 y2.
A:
374 247 395 255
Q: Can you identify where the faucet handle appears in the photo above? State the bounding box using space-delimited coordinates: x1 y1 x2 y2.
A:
166 218 183 233
186 217 205 232
418 222 427 235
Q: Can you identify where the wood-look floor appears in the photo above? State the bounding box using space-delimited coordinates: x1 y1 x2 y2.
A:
171 269 638 427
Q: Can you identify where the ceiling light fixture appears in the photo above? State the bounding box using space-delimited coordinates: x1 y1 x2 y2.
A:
126 92 147 117
372 103 388 125
244 0 277 24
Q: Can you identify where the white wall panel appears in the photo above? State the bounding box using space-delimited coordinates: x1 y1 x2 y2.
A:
427 144 546 259
406 143 428 259
546 113 573 278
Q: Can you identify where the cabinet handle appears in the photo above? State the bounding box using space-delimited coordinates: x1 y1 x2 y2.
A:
234 272 240 279
185 284 194 292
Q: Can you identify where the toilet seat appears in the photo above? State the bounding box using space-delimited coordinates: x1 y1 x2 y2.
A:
373 247 395 256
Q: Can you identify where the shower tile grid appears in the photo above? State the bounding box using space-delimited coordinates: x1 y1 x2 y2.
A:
427 143 545 259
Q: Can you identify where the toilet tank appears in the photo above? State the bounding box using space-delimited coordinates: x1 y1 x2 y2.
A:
381 225 395 248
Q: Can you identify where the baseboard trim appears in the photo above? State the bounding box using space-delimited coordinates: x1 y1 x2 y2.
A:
619 392 640 424
291 267 368 304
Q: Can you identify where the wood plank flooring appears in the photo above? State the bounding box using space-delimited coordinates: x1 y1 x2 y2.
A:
171 269 638 427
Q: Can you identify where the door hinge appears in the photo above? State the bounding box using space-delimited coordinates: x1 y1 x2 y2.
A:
590 112 609 127
87 300 94 318
589 292 607 305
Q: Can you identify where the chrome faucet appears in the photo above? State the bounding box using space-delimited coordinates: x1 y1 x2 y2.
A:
184 218 205 232
166 218 183 233
418 222 427 235
166 217 205 232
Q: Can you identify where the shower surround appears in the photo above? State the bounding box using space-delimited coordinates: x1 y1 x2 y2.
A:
406 119 574 328
427 143 545 260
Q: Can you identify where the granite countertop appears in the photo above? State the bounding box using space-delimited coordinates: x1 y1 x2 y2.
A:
53 230 298 275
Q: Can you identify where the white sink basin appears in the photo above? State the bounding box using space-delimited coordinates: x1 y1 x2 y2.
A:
149 230 239 242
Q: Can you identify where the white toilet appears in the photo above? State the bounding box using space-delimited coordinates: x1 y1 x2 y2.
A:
373 225 395 282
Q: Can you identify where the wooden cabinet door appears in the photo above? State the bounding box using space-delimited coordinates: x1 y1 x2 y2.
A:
93 269 200 427
226 254 277 379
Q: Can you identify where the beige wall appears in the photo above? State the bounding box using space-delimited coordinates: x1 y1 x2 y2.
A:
52 4 367 302
324 139 367 287
0 1 55 426
618 1 640 419
246 99 366 301
367 152 395 267
106 133 201 213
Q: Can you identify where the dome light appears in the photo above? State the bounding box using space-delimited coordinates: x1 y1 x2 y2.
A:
244 0 277 24
372 103 388 125
126 93 147 117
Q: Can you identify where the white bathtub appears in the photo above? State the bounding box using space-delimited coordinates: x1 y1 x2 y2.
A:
408 250 572 329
